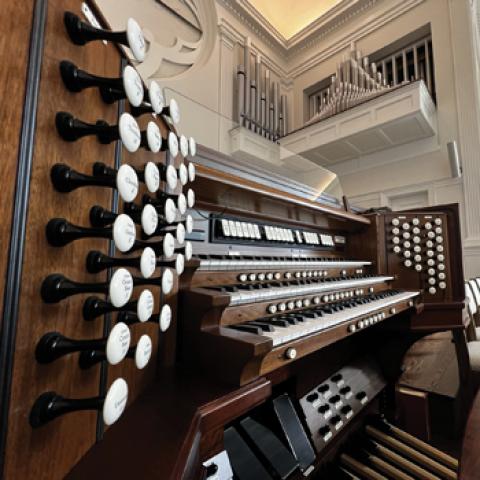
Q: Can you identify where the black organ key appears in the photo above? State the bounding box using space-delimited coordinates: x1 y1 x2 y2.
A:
35 321 131 365
230 324 263 335
268 319 290 328
118 303 172 332
51 163 139 202
82 288 155 322
46 215 136 252
79 334 152 370
56 111 141 152
64 11 146 61
248 322 275 332
41 268 133 307
59 61 144 107
30 377 128 428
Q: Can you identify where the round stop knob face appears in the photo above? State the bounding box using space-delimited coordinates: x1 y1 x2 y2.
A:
187 189 195 208
168 98 180 124
135 335 152 369
188 137 196 157
137 289 155 322
103 378 129 426
176 254 185 275
106 322 131 365
140 247 157 279
188 161 196 182
118 113 141 153
148 80 164 114
178 164 188 186
126 18 146 62
141 204 158 236
144 162 160 193
162 268 174 295
163 232 175 258
113 214 136 252
184 241 193 261
179 135 188 157
116 164 139 202
164 198 177 224
146 122 162 153
167 131 179 157
165 164 178 190
159 304 172 332
185 214 193 234
122 65 144 107
176 223 186 245
109 268 134 307
177 193 187 215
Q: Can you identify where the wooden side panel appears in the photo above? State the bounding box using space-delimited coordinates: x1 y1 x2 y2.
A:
0 0 35 327
4 1 119 478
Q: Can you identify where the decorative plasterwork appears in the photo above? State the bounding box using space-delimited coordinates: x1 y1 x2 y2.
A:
218 0 427 79
216 0 380 55
289 0 426 77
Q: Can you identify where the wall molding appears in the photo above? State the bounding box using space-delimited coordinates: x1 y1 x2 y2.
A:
288 0 426 77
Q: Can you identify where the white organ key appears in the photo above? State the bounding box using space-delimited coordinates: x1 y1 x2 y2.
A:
435 218 443 225
258 291 420 347
412 218 420 226
438 263 446 271
392 237 400 245
425 222 432 230
415 264 422 272
392 218 400 226
439 282 447 289
402 222 410 230
438 272 446 280
228 220 236 237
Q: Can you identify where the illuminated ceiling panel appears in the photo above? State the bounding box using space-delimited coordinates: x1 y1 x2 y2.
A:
247 0 343 39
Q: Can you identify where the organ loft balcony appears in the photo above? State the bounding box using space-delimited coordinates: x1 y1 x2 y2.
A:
280 80 437 167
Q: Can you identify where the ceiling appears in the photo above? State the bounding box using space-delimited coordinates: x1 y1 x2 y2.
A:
247 0 343 39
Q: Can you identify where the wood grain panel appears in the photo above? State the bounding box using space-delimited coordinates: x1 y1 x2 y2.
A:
4 1 120 478
0 0 34 329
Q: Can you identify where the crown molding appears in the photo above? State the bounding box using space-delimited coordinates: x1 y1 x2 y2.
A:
216 0 381 55
288 0 426 77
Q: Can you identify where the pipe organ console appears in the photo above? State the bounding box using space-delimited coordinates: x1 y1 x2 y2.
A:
0 1 470 479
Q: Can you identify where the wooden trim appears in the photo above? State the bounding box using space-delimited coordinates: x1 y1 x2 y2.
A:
0 0 47 473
